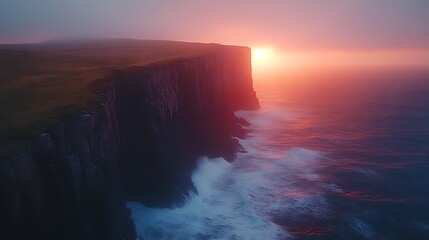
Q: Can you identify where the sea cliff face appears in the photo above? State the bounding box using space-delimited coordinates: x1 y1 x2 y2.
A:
0 82 135 240
0 45 258 239
115 46 258 206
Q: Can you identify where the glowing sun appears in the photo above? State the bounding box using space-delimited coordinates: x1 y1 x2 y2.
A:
251 47 274 68
253 49 268 59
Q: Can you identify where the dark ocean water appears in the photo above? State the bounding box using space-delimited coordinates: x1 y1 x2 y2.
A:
129 67 429 239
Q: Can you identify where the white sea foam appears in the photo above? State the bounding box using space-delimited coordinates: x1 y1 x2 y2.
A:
128 157 288 240
129 106 333 239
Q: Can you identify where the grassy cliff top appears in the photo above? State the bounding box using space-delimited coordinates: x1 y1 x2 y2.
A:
0 39 219 158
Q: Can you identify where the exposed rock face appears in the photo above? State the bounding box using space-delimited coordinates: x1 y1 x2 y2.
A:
0 82 136 240
0 45 258 239
115 46 258 206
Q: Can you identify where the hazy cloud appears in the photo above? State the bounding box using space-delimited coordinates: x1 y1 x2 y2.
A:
1 0 429 49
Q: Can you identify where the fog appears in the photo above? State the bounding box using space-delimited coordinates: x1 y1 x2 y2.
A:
1 0 429 51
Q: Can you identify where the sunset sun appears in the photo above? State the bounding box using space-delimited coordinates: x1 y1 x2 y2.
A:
253 49 268 59
251 47 274 67
251 47 279 74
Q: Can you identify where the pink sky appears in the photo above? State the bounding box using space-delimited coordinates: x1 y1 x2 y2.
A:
1 0 429 70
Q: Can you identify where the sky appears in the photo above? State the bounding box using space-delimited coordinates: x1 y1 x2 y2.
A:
1 0 429 69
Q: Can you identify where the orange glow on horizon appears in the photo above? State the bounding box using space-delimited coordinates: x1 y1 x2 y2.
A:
251 47 429 81
252 47 429 89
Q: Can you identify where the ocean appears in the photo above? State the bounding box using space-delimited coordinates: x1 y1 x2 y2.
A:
129 67 429 239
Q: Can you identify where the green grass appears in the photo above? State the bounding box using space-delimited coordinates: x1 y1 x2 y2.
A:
0 39 218 159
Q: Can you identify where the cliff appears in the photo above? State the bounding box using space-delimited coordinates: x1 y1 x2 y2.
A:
0 81 135 240
0 40 258 240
